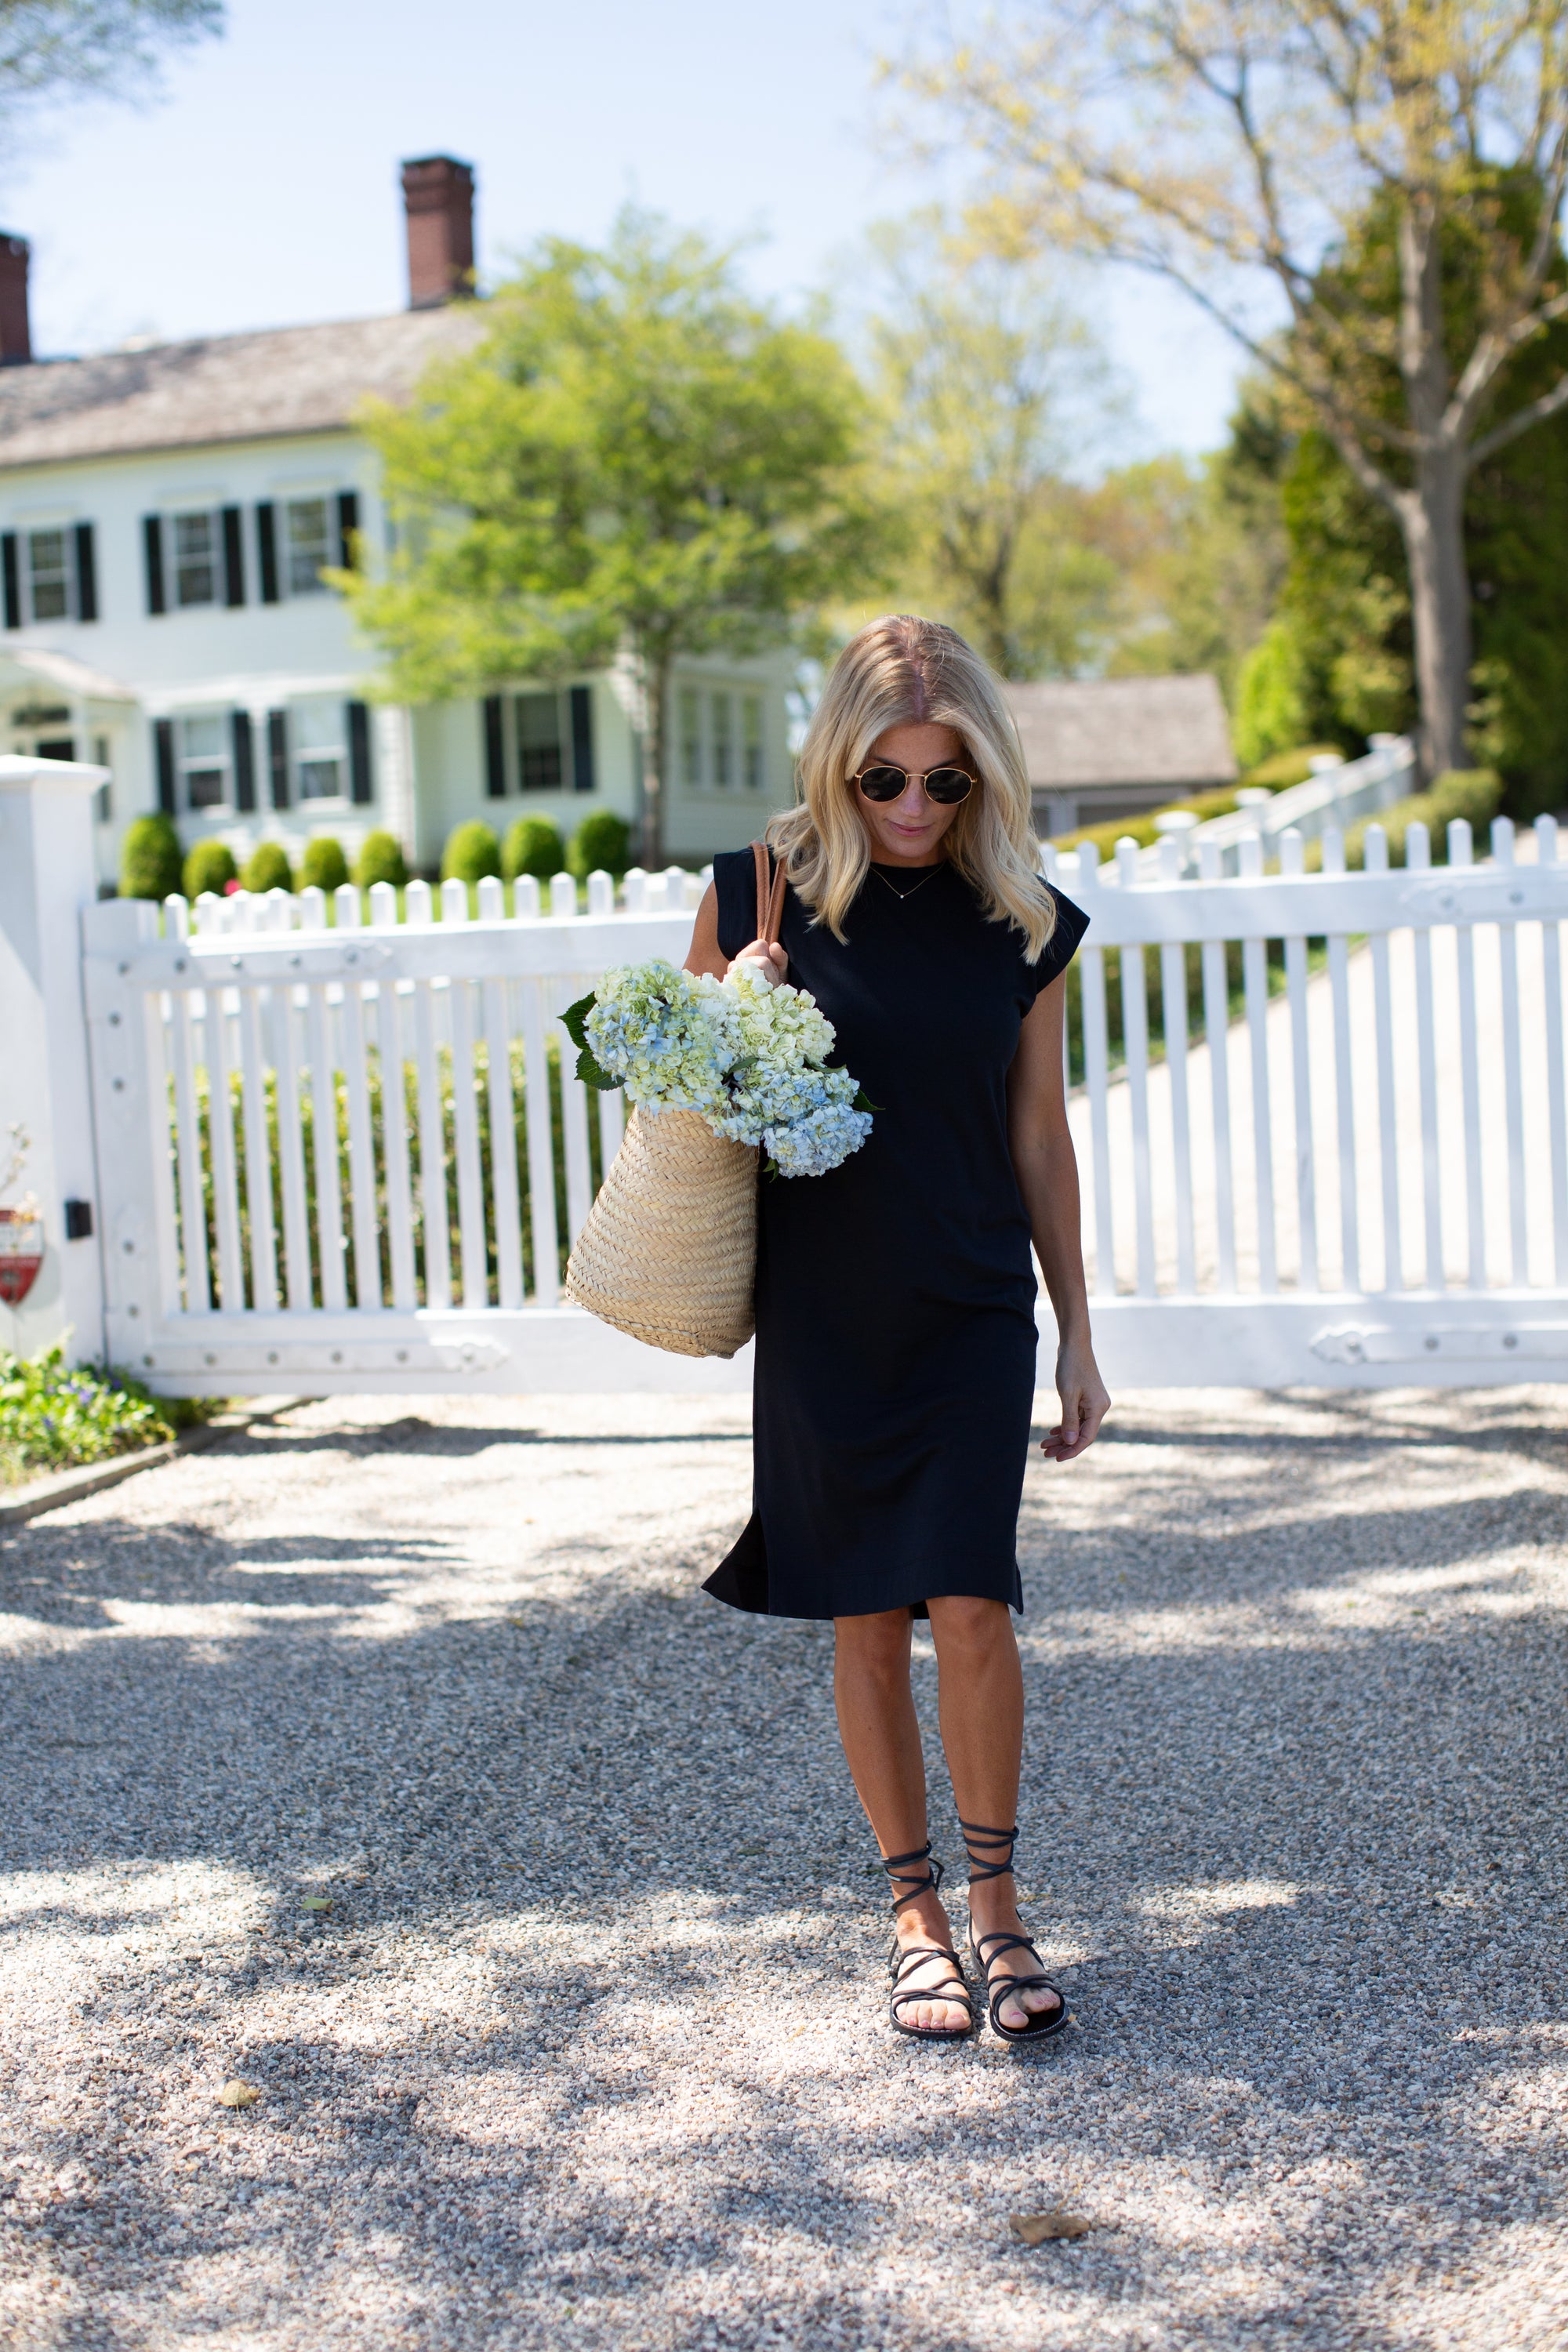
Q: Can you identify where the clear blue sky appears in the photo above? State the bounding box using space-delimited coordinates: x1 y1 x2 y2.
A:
1 0 1241 459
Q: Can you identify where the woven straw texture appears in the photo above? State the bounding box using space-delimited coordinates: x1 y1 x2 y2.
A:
564 1107 759 1359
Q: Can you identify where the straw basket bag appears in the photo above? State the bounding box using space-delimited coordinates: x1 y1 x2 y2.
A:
564 844 786 1359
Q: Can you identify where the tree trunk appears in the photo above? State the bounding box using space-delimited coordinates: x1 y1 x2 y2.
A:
1396 193 1472 782
638 651 669 869
1399 454 1472 781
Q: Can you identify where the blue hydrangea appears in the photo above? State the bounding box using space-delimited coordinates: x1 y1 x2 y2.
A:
578 957 873 1177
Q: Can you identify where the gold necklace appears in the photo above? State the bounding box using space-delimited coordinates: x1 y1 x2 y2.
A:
871 863 942 902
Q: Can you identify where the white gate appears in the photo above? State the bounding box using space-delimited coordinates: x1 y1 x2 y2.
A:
1048 813 1568 1383
79 817 1568 1396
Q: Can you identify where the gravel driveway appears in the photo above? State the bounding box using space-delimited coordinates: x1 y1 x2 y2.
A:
2 1385 1564 2352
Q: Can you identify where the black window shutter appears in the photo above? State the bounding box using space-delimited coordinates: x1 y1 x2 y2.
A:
141 517 166 616
154 718 176 815
1 533 18 630
231 710 256 813
569 683 595 793
73 522 98 622
143 516 165 616
483 694 506 797
347 700 372 804
267 709 289 808
256 503 279 604
221 506 245 608
336 490 360 572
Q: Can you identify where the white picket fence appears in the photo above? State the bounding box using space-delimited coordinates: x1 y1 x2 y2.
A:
1149 733 1414 876
80 815 1568 1396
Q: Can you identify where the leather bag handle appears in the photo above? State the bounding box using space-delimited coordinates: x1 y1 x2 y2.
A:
752 840 786 946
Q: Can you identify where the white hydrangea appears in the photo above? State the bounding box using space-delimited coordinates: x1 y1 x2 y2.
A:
576 956 873 1177
583 962 742 1123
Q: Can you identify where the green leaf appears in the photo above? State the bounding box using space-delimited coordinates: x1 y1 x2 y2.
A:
561 988 622 1093
561 989 596 1051
575 1047 622 1093
299 1896 332 1913
852 1087 881 1114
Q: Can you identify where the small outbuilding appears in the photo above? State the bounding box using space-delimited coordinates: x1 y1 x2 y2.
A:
1004 673 1238 837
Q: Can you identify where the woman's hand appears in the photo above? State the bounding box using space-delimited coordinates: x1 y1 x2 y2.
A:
725 938 789 985
683 888 789 985
1041 1335 1109 1462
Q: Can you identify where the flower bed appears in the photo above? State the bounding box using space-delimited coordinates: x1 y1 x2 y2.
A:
0 1349 217 1487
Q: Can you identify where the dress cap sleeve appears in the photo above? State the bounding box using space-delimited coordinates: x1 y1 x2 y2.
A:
1029 885 1090 995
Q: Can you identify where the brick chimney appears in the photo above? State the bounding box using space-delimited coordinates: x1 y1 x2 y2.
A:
401 157 475 310
0 235 31 365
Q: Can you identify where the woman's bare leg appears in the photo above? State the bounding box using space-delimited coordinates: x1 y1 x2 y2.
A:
833 1608 968 2032
925 1595 1061 2032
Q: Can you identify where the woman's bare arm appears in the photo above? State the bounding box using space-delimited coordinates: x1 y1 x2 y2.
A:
1007 974 1110 1461
684 882 789 983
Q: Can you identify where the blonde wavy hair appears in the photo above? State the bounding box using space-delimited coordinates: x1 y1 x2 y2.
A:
769 614 1056 960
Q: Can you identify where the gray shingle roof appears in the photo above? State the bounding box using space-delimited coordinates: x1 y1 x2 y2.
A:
1004 673 1237 792
0 306 486 469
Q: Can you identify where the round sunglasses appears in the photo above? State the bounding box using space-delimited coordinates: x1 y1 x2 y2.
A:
852 762 975 806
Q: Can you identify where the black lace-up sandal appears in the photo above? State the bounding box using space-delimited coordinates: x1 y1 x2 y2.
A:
880 1841 975 2042
959 1818 1068 2044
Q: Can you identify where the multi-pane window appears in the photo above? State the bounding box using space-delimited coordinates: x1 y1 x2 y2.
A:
2 524 96 626
743 696 764 790
172 513 218 608
711 692 734 787
679 688 702 788
27 531 72 621
517 691 563 790
180 714 229 809
284 499 332 596
292 699 347 800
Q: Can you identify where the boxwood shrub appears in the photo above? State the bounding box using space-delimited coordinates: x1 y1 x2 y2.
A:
120 813 183 901
182 840 238 899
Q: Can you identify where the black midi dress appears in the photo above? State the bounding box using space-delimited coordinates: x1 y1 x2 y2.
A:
702 849 1088 1623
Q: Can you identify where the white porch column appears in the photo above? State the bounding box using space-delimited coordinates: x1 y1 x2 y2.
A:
373 703 417 859
0 752 111 1363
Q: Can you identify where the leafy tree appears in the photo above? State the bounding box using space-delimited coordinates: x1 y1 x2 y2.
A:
298 836 349 893
344 211 888 865
181 838 235 898
1230 175 1568 812
352 829 408 890
0 2 222 123
241 840 292 894
501 815 564 883
860 215 1124 676
441 820 501 884
1232 622 1308 770
119 811 180 900
567 808 632 879
904 2 1568 778
1088 434 1290 703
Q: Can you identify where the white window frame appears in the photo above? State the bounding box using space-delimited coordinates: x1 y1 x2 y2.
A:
178 712 231 811
742 695 764 791
515 689 565 792
282 497 333 598
166 510 220 611
677 686 703 790
25 528 75 623
291 699 349 804
710 691 735 789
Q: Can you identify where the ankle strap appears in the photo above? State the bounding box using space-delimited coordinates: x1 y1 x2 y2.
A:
880 1841 945 1915
958 1818 1018 1884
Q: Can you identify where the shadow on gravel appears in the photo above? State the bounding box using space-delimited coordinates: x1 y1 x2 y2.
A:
0 1393 1564 2351
209 1417 756 1460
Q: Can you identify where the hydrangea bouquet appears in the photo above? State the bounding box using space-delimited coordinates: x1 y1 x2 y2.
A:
563 961 873 1178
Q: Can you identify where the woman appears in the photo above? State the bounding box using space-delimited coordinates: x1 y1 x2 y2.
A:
684 615 1109 2042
